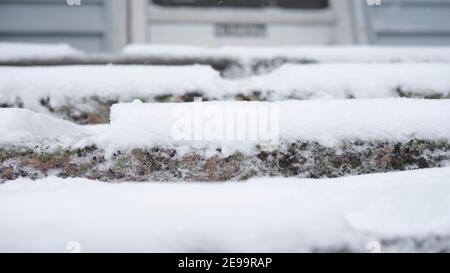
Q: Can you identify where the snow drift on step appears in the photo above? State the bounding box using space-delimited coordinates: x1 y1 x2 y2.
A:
239 63 450 99
1 64 450 113
0 65 223 110
1 167 449 252
0 108 87 145
1 99 449 152
300 167 450 237
2 43 449 63
104 99 450 154
0 42 84 62
123 45 450 63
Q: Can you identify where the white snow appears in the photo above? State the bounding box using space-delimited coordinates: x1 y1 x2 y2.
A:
0 42 84 62
0 108 88 146
104 99 450 154
303 168 450 237
1 99 449 153
1 167 449 252
0 65 222 111
1 43 450 254
2 43 449 63
239 63 450 99
1 64 450 112
123 44 450 63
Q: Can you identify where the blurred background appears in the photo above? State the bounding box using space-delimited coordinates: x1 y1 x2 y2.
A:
0 0 450 52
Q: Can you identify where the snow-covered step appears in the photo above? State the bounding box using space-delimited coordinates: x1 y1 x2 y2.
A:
122 44 450 64
107 99 450 153
3 43 450 77
0 108 84 145
1 64 449 124
2 100 449 151
238 63 450 100
2 167 450 252
1 99 449 182
0 42 84 63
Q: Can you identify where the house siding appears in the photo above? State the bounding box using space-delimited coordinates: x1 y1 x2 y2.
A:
0 0 118 52
364 0 450 45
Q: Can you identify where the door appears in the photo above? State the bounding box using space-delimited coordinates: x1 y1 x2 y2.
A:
139 0 353 46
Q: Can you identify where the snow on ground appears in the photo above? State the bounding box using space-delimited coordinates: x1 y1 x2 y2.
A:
1 64 450 113
304 168 450 238
1 44 450 252
106 99 450 154
2 43 450 64
0 42 84 62
239 63 450 99
0 108 88 147
123 44 450 63
1 167 449 253
0 65 222 111
1 99 449 154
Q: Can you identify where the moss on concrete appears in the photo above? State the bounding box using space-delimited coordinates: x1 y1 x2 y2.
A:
1 139 449 182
